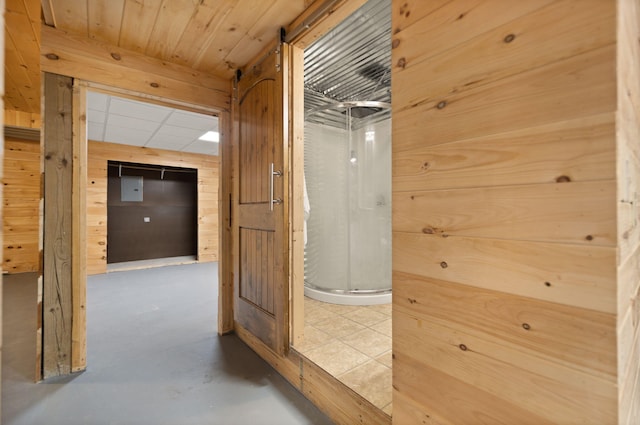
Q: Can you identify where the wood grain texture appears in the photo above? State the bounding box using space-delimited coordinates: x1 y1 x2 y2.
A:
71 81 87 372
218 108 234 335
86 141 219 275
42 73 73 378
392 0 614 114
394 181 616 246
394 233 616 313
233 45 288 355
4 110 41 128
391 1 619 423
393 114 616 192
395 272 617 382
289 45 304 347
617 0 640 423
1 3 5 415
393 45 616 153
40 26 230 112
3 137 40 273
4 0 40 112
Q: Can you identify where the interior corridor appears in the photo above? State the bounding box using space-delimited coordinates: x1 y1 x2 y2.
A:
2 263 334 425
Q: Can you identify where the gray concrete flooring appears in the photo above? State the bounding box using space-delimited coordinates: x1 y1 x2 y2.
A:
2 263 335 425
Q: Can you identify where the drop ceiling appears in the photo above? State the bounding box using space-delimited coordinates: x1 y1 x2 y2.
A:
87 92 219 156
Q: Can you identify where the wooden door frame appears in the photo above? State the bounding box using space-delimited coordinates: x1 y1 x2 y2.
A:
285 0 369 350
40 78 231 378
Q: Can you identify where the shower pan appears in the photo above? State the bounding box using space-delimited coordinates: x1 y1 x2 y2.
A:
303 101 391 305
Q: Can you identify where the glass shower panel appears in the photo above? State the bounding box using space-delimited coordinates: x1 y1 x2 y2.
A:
304 106 391 303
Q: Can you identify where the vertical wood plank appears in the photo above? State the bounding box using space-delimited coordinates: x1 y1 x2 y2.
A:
218 108 234 334
617 0 640 423
289 43 305 347
0 0 5 414
71 80 87 372
42 72 73 378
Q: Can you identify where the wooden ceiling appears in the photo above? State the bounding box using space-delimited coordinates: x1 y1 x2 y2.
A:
5 0 315 114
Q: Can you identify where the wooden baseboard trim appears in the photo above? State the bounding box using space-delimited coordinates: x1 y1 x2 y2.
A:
234 323 391 425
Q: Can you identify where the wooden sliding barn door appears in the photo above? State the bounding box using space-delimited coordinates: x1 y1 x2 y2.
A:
233 44 289 355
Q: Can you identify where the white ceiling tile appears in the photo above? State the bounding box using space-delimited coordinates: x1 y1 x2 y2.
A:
104 126 153 146
182 140 219 156
88 122 105 141
155 124 204 140
88 110 106 124
87 92 215 157
108 98 172 122
107 114 162 132
88 91 109 112
165 111 218 131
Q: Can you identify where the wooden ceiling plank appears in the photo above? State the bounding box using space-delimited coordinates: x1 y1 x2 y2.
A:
5 15 40 112
144 0 199 60
4 67 32 112
118 0 163 53
87 0 125 44
168 0 235 67
20 0 41 44
194 0 276 74
50 0 89 36
5 7 40 101
221 0 306 75
41 26 231 110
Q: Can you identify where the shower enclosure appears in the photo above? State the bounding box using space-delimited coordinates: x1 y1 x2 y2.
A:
304 102 391 305
302 0 391 305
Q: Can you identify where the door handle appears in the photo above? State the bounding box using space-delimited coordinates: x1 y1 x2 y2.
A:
269 162 282 211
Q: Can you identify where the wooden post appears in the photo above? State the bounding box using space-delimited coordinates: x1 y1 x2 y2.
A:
71 80 87 372
42 72 74 378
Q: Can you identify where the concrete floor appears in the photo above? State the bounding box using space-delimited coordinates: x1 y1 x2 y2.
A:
2 263 335 425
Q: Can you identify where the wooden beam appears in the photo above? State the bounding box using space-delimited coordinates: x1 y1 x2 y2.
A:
71 80 87 372
42 72 73 378
40 26 231 112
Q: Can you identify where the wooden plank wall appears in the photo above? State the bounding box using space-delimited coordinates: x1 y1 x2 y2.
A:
3 137 40 273
4 110 40 128
87 141 219 275
391 1 618 423
617 0 640 423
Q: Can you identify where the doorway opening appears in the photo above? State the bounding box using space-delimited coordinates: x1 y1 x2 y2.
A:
292 0 393 415
106 161 198 267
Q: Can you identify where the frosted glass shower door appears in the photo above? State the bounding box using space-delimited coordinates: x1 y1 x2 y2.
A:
304 114 391 296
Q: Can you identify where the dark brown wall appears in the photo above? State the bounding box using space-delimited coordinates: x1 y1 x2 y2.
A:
107 162 197 263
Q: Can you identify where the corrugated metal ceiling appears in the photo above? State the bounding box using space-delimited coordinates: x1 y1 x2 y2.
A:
304 0 391 113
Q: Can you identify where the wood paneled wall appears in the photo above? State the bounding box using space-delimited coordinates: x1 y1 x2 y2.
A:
3 137 40 273
391 1 618 423
617 0 640 423
87 141 219 275
4 110 40 128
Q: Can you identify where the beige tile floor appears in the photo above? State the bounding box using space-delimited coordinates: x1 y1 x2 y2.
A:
295 297 393 415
